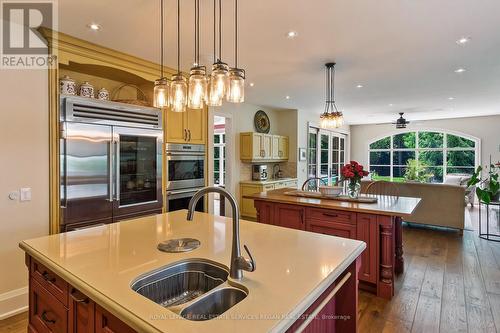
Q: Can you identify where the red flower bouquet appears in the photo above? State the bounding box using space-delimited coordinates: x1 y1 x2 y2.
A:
341 161 369 198
341 161 369 182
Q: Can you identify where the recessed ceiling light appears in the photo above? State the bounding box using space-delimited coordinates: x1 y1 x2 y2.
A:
448 97 455 100
454 67 466 73
87 23 101 31
356 84 363 88
249 82 254 87
456 37 471 45
286 31 298 38
389 103 394 107
285 95 290 100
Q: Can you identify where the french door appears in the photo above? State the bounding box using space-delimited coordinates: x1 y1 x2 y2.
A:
308 127 347 185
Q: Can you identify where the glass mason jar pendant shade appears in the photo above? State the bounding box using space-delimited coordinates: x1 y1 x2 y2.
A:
153 78 169 108
170 74 188 112
207 62 229 106
227 68 245 103
188 67 207 109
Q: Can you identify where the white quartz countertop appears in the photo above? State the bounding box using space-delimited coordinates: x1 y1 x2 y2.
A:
240 178 298 185
20 210 365 333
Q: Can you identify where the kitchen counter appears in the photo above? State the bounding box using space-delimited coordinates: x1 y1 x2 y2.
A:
246 188 421 299
20 210 365 333
239 178 297 185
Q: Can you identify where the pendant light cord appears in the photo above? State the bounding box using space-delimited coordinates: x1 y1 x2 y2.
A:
218 0 222 61
196 0 200 65
177 0 181 74
235 0 238 68
160 0 164 78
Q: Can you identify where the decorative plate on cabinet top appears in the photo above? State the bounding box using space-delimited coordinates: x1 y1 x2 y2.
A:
254 110 270 133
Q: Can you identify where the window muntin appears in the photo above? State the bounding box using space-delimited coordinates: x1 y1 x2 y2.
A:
368 131 477 183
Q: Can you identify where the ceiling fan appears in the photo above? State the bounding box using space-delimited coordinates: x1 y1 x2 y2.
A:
393 112 410 129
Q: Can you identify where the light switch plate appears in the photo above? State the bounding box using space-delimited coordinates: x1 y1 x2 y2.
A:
20 187 32 202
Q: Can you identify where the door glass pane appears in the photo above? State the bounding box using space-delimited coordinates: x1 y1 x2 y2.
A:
320 135 329 149
320 164 329 175
332 137 339 150
119 135 157 206
340 138 345 151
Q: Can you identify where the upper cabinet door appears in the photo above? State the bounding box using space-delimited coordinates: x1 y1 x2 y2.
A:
279 136 289 160
165 107 186 143
186 107 206 144
262 134 273 159
252 133 264 159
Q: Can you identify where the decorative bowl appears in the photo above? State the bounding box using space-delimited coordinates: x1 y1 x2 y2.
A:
318 186 343 197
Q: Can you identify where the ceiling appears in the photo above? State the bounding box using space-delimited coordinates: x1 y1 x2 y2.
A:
57 0 500 125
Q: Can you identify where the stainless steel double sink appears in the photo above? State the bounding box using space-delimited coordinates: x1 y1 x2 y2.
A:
131 259 247 321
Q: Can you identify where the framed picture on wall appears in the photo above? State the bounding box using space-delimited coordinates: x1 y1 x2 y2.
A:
299 148 307 161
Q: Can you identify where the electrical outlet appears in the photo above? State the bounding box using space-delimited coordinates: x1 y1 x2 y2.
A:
20 187 32 202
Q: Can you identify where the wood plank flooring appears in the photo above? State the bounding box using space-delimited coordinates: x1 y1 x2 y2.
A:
1 207 499 333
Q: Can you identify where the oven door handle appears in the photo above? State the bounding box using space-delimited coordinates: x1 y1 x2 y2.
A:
167 188 202 196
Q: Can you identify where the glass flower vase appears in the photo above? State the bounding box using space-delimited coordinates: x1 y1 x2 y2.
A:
347 179 361 199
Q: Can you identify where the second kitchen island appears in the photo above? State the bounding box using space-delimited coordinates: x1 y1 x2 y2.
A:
246 188 421 299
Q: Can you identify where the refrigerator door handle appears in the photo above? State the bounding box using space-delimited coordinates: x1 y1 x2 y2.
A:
115 137 120 204
61 123 68 208
108 140 114 202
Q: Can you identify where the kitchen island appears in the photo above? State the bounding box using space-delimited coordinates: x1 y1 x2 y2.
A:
20 210 365 333
245 188 421 299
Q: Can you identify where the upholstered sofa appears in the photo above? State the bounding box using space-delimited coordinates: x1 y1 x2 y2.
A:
443 174 476 207
361 181 465 232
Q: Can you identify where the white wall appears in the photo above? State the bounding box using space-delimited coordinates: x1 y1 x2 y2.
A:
0 69 49 319
350 115 500 168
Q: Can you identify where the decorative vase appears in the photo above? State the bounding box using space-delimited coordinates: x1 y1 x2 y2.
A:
59 75 76 95
97 87 109 100
79 81 94 98
347 180 361 199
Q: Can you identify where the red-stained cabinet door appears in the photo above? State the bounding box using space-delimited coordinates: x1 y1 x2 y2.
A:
69 287 95 333
274 203 306 230
356 213 378 284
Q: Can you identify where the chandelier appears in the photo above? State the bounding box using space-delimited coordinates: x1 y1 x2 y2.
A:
319 63 344 129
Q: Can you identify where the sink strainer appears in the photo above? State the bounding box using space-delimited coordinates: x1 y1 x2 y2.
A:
158 238 201 253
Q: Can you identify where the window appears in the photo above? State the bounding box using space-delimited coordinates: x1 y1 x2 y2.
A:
368 130 478 183
214 133 225 185
308 126 347 185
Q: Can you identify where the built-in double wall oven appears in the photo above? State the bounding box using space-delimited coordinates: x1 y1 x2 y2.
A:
166 143 205 212
60 96 163 232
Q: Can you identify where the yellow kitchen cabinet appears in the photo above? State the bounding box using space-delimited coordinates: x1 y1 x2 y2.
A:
166 106 207 144
240 132 288 162
240 183 276 219
272 135 289 160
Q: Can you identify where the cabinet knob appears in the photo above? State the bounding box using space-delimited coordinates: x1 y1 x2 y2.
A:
41 311 56 324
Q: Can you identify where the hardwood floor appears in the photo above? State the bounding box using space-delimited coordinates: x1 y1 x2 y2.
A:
1 207 499 333
359 206 500 333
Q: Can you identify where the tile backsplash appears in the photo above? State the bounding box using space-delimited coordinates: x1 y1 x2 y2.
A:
241 162 297 181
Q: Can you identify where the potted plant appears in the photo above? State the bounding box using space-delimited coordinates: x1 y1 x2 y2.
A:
404 159 434 183
341 161 369 199
467 163 500 204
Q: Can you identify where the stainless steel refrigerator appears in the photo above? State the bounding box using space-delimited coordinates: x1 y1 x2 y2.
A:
60 96 163 232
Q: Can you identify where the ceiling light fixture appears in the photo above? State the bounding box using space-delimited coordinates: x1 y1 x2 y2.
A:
448 97 455 100
227 0 245 103
208 0 229 106
249 82 254 87
153 0 169 108
188 0 208 109
287 31 298 38
285 95 290 100
319 63 344 129
389 103 394 107
356 84 363 88
170 0 188 112
456 37 471 45
87 23 101 31
454 67 466 73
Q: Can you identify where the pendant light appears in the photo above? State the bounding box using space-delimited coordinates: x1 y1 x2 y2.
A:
188 0 208 109
227 0 245 103
320 63 344 129
170 0 188 112
153 0 169 108
207 0 229 106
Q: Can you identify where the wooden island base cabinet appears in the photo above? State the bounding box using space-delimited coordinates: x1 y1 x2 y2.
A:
254 200 405 300
27 255 137 333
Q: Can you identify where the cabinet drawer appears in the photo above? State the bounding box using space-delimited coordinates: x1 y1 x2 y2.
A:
29 279 68 333
263 184 275 191
307 219 356 239
306 208 356 225
31 259 68 306
95 305 136 333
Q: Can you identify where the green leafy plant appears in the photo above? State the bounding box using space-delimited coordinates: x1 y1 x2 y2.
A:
467 163 500 204
404 159 434 183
